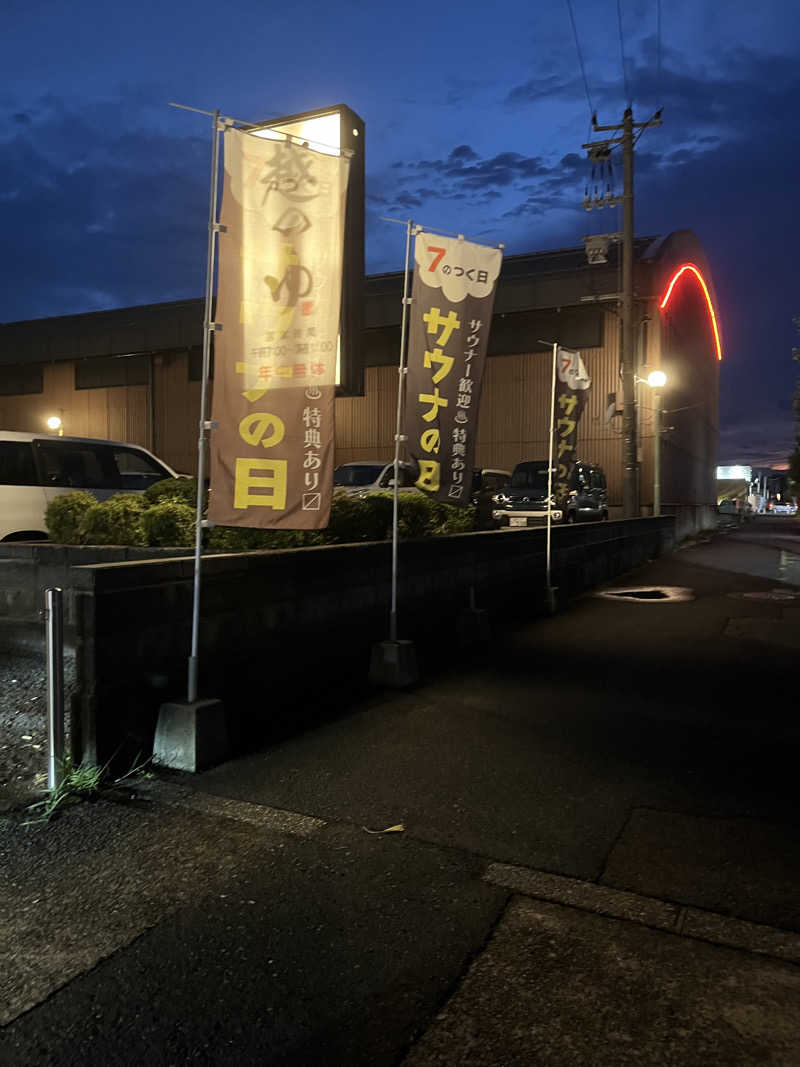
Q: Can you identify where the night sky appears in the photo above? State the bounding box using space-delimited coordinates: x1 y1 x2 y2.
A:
3 0 798 468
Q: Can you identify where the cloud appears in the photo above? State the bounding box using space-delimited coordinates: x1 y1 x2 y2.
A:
506 73 582 105
718 416 795 468
0 93 210 320
390 191 423 209
375 143 564 222
448 144 479 164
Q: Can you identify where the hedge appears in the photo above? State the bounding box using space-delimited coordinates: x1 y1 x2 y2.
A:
43 480 478 548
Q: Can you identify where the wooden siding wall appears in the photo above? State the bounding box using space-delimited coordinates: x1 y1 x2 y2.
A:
0 361 151 451
334 311 629 506
152 351 205 475
0 351 205 476
0 304 716 506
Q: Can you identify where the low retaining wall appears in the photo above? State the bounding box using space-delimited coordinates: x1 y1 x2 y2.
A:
69 517 674 769
642 504 717 541
0 543 210 651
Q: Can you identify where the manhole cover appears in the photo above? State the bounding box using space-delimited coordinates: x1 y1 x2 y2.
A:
595 586 694 603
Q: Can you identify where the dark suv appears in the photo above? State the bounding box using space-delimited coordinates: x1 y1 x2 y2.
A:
491 460 608 527
471 467 511 529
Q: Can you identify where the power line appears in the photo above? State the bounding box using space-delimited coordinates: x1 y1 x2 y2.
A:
657 0 662 107
634 107 663 147
616 0 631 106
565 0 595 120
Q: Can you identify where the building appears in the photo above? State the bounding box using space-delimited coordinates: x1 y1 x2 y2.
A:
0 229 720 534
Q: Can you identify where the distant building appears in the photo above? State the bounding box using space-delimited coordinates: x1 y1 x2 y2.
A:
0 229 720 534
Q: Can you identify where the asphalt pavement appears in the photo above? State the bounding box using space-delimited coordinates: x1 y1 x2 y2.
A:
3 516 800 1065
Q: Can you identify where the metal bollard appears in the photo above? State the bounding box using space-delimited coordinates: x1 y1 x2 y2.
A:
44 587 65 790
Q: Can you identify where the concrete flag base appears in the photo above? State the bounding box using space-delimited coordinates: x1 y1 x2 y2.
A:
153 698 229 773
369 639 420 688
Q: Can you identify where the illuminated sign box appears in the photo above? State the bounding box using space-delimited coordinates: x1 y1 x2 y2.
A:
717 466 751 481
245 105 365 395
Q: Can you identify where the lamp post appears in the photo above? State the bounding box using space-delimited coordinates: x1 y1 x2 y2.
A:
647 370 667 516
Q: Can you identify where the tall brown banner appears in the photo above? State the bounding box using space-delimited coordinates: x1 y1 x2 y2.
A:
208 128 349 528
403 233 502 505
554 346 591 499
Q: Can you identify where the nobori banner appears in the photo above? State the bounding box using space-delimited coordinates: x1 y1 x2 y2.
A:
404 233 502 506
554 346 591 499
208 128 349 529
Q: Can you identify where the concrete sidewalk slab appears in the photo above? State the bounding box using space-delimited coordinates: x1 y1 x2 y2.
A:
0 796 295 1026
679 532 800 586
2 817 507 1067
601 808 800 932
403 896 800 1066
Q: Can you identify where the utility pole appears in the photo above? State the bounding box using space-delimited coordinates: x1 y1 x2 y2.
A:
583 107 661 518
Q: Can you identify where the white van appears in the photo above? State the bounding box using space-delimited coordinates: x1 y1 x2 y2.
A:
333 460 420 497
0 430 179 541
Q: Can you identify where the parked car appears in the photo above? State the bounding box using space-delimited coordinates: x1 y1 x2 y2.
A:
717 499 740 515
770 502 797 516
491 460 608 528
471 467 511 528
333 460 418 498
0 430 180 541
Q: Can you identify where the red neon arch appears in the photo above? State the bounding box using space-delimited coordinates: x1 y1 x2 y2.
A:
659 263 722 361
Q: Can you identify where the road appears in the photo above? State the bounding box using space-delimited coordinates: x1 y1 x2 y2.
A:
3 516 800 1065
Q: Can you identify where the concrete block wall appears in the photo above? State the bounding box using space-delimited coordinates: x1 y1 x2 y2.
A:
0 543 204 650
69 517 675 769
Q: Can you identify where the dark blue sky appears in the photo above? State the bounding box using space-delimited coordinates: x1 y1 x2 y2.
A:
3 0 798 467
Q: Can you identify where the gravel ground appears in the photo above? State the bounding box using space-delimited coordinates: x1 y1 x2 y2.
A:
0 649 76 811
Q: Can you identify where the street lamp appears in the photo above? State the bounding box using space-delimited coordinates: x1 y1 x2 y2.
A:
647 370 667 515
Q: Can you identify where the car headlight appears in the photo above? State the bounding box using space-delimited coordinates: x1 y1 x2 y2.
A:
493 493 509 504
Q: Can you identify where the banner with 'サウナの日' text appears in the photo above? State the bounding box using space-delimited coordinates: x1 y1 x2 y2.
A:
553 346 591 499
207 128 349 529
403 233 502 506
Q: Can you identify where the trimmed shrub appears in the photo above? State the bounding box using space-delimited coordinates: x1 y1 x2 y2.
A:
44 491 96 545
397 492 436 539
325 490 389 544
206 525 306 552
79 495 147 546
431 500 477 535
358 492 395 542
324 490 364 544
143 476 203 510
141 500 196 547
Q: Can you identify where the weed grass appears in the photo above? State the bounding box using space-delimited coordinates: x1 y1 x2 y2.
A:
23 753 153 827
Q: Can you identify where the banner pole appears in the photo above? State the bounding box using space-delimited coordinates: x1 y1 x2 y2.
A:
546 342 557 609
389 219 414 643
188 108 222 703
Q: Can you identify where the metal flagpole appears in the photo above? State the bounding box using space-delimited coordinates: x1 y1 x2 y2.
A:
389 219 414 643
546 342 558 610
188 108 222 703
